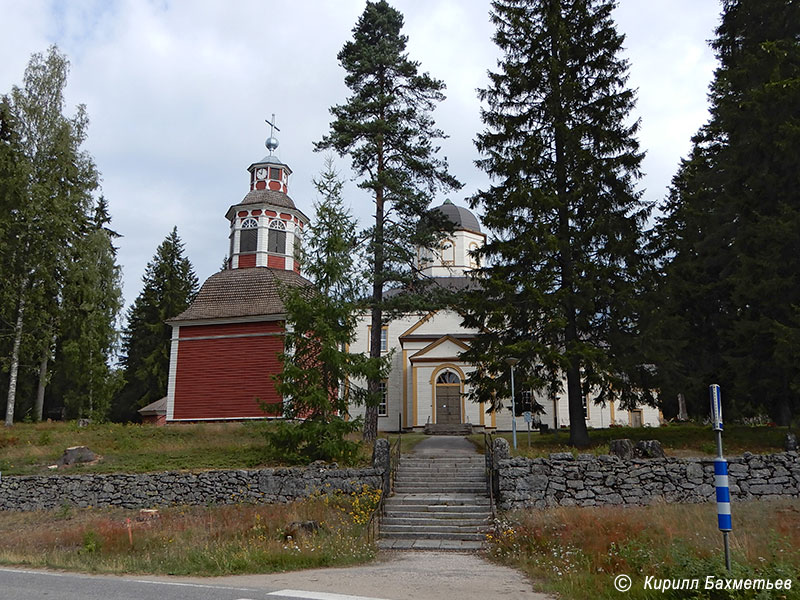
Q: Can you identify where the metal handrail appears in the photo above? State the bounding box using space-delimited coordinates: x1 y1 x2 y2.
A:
364 433 402 544
484 431 497 520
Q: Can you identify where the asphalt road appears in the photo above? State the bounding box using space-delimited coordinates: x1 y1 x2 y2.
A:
0 567 393 600
0 550 552 600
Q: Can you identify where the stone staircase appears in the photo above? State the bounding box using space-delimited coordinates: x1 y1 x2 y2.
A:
423 423 474 436
378 453 492 550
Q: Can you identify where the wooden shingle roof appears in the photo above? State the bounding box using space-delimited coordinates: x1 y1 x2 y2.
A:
169 267 312 322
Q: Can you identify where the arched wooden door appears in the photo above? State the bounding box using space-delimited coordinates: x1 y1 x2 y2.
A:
435 371 462 425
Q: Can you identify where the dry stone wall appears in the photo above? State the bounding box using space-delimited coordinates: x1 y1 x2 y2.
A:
0 441 390 512
492 438 800 510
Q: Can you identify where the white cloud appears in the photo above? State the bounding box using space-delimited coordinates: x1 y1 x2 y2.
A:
0 0 720 310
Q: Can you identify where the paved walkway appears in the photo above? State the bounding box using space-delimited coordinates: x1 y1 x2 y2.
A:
410 435 480 455
161 551 554 600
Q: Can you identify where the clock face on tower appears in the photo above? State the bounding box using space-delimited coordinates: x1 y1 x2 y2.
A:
255 168 267 180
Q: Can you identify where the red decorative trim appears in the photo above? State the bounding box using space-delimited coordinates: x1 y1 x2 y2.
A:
267 255 285 269
268 181 281 191
265 210 277 217
237 211 249 218
280 213 292 220
256 181 266 190
237 254 256 268
251 209 262 216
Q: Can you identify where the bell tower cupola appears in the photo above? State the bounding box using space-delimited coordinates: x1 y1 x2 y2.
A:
225 116 309 272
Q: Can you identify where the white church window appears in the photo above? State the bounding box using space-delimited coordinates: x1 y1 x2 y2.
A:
436 371 460 384
378 379 388 416
268 219 287 254
367 326 388 353
469 242 479 268
441 239 455 265
239 218 258 253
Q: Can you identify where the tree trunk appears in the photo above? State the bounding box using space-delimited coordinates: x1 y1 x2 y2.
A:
364 86 387 443
5 281 28 427
365 201 384 442
547 0 589 449
34 341 50 422
566 360 590 448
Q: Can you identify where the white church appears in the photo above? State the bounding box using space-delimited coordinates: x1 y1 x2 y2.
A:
347 200 662 433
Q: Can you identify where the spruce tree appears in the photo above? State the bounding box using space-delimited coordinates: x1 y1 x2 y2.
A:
113 228 198 422
269 159 387 463
655 0 800 422
317 0 461 440
49 197 123 420
462 0 651 447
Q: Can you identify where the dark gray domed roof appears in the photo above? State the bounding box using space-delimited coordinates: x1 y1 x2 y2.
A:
433 200 481 233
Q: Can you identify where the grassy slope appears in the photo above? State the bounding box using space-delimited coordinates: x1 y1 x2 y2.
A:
0 422 433 476
0 491 381 575
489 499 800 599
471 423 790 458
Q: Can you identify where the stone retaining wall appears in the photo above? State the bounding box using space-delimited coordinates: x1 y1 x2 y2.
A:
491 438 800 511
0 440 390 512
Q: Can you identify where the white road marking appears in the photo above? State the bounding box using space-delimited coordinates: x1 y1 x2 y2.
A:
268 590 390 600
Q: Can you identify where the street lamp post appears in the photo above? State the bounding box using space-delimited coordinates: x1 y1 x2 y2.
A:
505 357 519 449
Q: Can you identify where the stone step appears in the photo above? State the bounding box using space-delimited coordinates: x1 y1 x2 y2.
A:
398 457 484 464
395 471 486 481
378 539 485 551
394 486 487 494
381 530 487 541
394 479 486 493
397 468 484 474
382 516 490 527
381 523 489 535
396 468 485 474
397 461 485 466
385 494 490 506
384 512 491 522
423 424 474 436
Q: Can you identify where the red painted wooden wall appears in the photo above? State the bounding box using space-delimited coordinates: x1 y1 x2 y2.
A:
172 321 284 419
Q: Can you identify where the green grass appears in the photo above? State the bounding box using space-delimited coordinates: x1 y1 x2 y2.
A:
0 490 381 575
489 499 800 599
0 421 374 476
471 423 790 458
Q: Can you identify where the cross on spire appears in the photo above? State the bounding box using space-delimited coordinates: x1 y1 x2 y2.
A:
265 114 280 154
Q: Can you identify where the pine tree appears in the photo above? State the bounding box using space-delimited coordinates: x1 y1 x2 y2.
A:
269 159 387 464
112 228 198 422
2 46 99 426
317 0 461 440
462 0 651 447
655 0 800 422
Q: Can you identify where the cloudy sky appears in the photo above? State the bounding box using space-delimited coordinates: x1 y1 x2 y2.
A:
1 0 722 313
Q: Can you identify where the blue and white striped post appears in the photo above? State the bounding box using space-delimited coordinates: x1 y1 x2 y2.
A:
710 384 732 571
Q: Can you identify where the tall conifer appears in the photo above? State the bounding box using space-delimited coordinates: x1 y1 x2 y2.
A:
113 228 198 421
317 1 461 440
463 0 651 447
269 159 387 463
655 0 800 422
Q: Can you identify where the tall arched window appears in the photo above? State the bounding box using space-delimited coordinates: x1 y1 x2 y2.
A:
268 219 287 254
239 217 258 253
